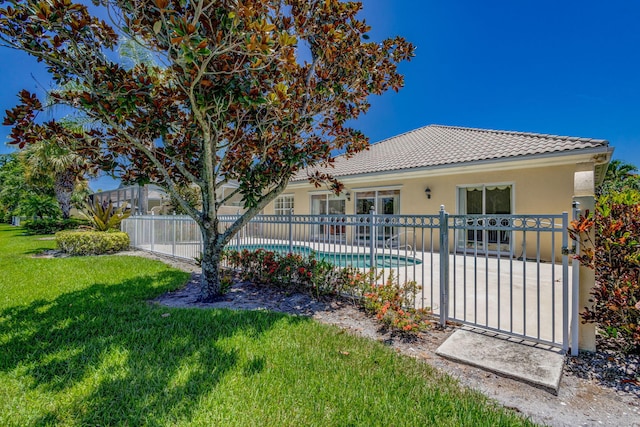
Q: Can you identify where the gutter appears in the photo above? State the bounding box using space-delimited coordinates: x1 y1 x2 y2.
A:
289 146 615 187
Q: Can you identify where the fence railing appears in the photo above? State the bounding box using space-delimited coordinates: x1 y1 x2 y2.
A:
122 206 572 349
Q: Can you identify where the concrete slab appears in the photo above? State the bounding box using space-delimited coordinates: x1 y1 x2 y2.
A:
435 328 565 395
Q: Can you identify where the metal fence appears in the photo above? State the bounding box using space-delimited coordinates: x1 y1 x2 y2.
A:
122 206 574 350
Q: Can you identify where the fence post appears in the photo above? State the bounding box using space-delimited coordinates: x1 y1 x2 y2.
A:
571 201 581 355
369 207 376 270
573 160 597 353
172 215 177 257
439 205 450 327
561 211 569 353
150 216 155 253
288 208 294 254
235 210 241 250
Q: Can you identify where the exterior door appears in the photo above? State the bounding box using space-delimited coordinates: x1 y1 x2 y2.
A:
355 190 400 243
457 185 513 254
311 194 346 240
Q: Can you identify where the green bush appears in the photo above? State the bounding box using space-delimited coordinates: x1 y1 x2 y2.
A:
222 249 433 334
55 230 130 255
223 249 345 296
19 194 61 220
23 218 89 235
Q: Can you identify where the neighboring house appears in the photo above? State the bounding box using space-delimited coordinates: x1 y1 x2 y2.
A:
264 124 613 258
91 182 243 215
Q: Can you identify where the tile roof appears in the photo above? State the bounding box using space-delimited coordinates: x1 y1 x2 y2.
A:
294 124 610 181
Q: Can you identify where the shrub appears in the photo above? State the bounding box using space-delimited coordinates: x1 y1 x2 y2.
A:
0 207 10 224
19 194 61 220
22 218 88 235
222 249 432 334
222 249 344 296
362 270 431 333
569 188 640 353
56 230 130 256
81 199 131 231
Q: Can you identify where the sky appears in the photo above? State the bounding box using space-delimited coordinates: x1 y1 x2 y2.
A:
1 0 639 191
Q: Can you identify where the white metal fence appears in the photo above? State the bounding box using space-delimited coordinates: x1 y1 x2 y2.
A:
122 206 575 350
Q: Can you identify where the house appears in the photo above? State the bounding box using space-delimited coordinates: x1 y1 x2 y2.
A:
91 182 243 215
263 124 613 258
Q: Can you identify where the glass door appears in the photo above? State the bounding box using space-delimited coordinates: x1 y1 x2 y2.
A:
311 194 346 241
355 190 400 244
355 192 376 243
457 185 512 253
378 190 400 242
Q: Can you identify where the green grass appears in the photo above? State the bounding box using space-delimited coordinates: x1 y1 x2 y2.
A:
0 224 535 426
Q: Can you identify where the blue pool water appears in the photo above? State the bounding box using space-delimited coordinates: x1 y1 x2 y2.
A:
227 244 421 268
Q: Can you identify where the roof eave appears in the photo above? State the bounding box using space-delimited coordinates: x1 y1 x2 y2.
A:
289 146 614 186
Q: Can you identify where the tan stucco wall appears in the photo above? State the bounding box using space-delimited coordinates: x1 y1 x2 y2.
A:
269 162 577 216
262 161 581 261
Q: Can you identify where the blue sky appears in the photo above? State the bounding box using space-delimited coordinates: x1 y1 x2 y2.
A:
1 0 639 191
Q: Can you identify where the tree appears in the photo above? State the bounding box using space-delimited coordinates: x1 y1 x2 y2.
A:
0 152 56 222
598 159 639 196
0 153 29 221
21 124 91 219
0 0 414 301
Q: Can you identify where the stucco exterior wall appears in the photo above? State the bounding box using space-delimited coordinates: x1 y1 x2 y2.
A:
261 161 580 261
268 162 576 216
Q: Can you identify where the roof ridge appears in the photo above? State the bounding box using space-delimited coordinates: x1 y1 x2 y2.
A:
429 124 607 143
332 124 436 159
293 124 611 182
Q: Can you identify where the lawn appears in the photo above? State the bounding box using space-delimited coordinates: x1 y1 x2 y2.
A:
0 224 535 426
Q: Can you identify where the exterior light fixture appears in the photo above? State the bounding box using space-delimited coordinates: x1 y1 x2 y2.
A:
425 187 432 199
345 192 351 201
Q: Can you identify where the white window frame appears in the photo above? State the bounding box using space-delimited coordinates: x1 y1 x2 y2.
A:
274 194 294 215
456 183 515 215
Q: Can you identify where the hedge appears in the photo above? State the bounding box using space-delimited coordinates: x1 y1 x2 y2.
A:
55 230 130 256
23 218 89 235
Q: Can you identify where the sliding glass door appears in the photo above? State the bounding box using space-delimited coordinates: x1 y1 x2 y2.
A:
311 194 347 240
355 190 400 244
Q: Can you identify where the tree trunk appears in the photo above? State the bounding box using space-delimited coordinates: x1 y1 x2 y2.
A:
54 170 75 220
199 226 224 302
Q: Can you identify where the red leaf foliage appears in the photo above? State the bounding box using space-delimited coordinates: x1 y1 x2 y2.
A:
569 195 640 352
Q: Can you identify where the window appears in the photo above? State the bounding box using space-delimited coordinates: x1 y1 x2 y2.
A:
274 195 294 215
458 185 512 215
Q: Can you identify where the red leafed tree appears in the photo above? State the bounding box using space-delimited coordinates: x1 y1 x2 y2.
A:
0 0 414 300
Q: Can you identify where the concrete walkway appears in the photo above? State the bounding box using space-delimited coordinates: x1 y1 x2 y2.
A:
435 328 565 395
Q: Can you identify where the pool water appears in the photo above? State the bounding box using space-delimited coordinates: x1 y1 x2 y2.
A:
227 244 421 268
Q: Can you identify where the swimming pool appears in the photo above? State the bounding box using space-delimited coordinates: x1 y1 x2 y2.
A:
227 243 422 268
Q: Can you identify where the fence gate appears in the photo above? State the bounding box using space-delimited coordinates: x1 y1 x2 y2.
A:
439 208 571 351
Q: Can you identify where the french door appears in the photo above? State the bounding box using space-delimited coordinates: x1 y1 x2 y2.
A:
457 185 513 254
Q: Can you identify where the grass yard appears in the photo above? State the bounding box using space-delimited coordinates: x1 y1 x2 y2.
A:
0 224 535 426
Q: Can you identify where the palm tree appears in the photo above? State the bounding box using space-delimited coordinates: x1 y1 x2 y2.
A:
604 159 638 182
599 159 639 196
21 133 90 220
